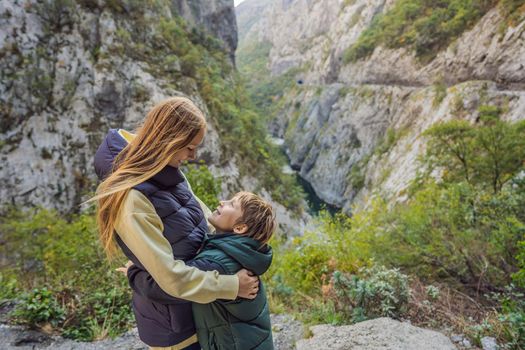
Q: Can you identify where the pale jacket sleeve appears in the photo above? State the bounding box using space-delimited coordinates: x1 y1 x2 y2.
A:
114 189 238 303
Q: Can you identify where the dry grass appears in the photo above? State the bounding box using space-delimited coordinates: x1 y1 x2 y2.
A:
407 279 488 331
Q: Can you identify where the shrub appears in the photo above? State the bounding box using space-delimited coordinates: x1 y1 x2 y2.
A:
497 287 525 349
0 208 134 340
0 273 18 302
11 287 65 327
423 110 525 193
267 210 372 296
470 285 525 349
329 266 410 322
514 239 525 288
425 285 441 300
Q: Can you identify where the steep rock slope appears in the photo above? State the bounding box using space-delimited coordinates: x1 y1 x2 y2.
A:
0 0 247 213
237 0 525 212
172 0 238 62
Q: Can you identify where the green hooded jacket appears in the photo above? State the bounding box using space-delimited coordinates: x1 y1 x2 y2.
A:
191 233 274 350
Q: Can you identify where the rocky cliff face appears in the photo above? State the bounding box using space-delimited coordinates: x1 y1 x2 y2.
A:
0 0 304 233
0 0 234 212
237 0 525 212
172 0 238 63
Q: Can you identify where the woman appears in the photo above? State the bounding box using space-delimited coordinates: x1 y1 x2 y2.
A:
91 97 259 349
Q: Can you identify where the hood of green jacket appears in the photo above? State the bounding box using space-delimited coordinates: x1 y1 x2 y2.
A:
205 233 273 276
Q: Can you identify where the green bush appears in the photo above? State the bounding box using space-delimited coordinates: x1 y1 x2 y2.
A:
267 210 372 296
369 113 525 290
497 287 525 349
376 181 525 291
331 266 410 322
62 286 134 341
11 287 65 326
0 273 18 302
0 208 134 340
515 238 525 288
471 285 525 349
423 109 525 193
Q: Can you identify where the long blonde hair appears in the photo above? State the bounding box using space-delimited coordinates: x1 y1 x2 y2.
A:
91 97 207 258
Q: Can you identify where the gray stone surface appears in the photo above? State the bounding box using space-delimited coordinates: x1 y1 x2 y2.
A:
272 314 305 350
0 325 146 350
0 316 464 350
295 317 458 350
0 314 303 349
481 336 498 350
0 0 227 213
172 0 238 63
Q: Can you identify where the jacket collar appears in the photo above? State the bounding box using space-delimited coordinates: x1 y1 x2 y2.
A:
149 165 185 189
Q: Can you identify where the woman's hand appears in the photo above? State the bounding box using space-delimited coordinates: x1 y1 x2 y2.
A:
236 269 259 299
115 260 134 276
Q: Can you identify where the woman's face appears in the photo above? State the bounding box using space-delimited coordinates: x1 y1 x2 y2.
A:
168 128 205 168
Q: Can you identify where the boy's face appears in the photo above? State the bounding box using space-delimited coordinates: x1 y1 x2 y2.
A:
209 196 246 233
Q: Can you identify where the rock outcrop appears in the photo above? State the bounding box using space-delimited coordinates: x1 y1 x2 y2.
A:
172 0 238 63
0 0 307 234
0 314 304 349
237 0 525 212
1 316 465 349
0 0 237 213
296 317 457 350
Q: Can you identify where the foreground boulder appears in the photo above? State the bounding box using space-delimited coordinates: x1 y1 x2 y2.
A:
296 317 457 350
0 314 304 349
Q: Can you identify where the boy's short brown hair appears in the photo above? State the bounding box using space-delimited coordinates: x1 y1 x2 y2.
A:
234 192 276 245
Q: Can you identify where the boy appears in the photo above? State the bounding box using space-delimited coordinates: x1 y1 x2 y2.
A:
126 191 276 350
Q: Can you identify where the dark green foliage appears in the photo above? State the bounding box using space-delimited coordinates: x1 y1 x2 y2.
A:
11 288 65 326
496 287 525 349
377 181 525 291
61 287 134 341
0 273 18 301
515 236 525 287
344 0 499 63
0 209 134 340
424 106 525 193
471 285 525 349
